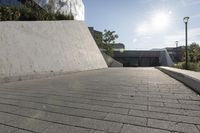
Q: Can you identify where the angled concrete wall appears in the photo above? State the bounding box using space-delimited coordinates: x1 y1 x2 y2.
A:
0 21 107 83
101 52 123 67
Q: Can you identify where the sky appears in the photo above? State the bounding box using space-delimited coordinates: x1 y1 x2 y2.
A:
84 0 200 50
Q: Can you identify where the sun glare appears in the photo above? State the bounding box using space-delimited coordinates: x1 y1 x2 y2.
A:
152 12 170 30
136 11 171 34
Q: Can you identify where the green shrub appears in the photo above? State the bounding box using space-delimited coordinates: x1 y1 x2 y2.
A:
0 6 19 20
173 62 200 72
54 12 74 20
0 6 74 21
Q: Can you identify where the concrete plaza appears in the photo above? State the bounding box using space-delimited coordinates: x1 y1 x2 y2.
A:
0 68 200 133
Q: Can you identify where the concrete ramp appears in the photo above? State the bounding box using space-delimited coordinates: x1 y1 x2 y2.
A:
0 21 107 83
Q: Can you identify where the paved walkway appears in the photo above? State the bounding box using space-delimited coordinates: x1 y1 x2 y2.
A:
0 68 200 133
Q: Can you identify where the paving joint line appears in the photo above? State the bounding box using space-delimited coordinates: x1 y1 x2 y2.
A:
0 96 129 115
0 90 172 102
1 88 199 101
1 93 200 113
0 110 176 133
1 88 200 104
196 124 200 132
0 123 39 133
0 96 200 118
0 103 199 128
0 111 106 132
119 124 124 133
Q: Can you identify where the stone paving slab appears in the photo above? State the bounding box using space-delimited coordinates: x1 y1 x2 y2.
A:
0 125 18 133
121 124 170 133
0 68 200 133
148 119 199 133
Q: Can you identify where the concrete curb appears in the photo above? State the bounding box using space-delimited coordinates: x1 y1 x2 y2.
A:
157 67 200 94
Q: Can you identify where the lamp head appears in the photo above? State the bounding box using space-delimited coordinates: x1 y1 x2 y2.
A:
183 17 190 23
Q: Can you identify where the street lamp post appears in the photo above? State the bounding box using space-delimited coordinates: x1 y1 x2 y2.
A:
175 41 179 48
175 41 179 62
183 17 189 69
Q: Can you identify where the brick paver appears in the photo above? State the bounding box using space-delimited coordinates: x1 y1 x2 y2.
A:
0 68 200 133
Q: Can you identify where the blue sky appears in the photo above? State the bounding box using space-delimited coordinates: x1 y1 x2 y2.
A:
84 0 200 50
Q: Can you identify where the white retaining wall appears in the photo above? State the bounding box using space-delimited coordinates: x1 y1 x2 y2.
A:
0 21 107 82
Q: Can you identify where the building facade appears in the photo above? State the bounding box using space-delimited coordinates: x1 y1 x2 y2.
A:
113 43 125 51
34 0 85 20
0 0 85 20
89 27 103 46
0 0 21 6
112 49 174 67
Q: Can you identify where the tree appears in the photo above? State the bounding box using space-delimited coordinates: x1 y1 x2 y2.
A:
102 29 119 56
188 42 200 62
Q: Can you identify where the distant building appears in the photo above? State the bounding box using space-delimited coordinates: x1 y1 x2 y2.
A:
89 27 103 45
34 0 85 20
113 43 125 51
0 0 23 6
0 0 85 20
112 49 174 67
0 0 47 11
